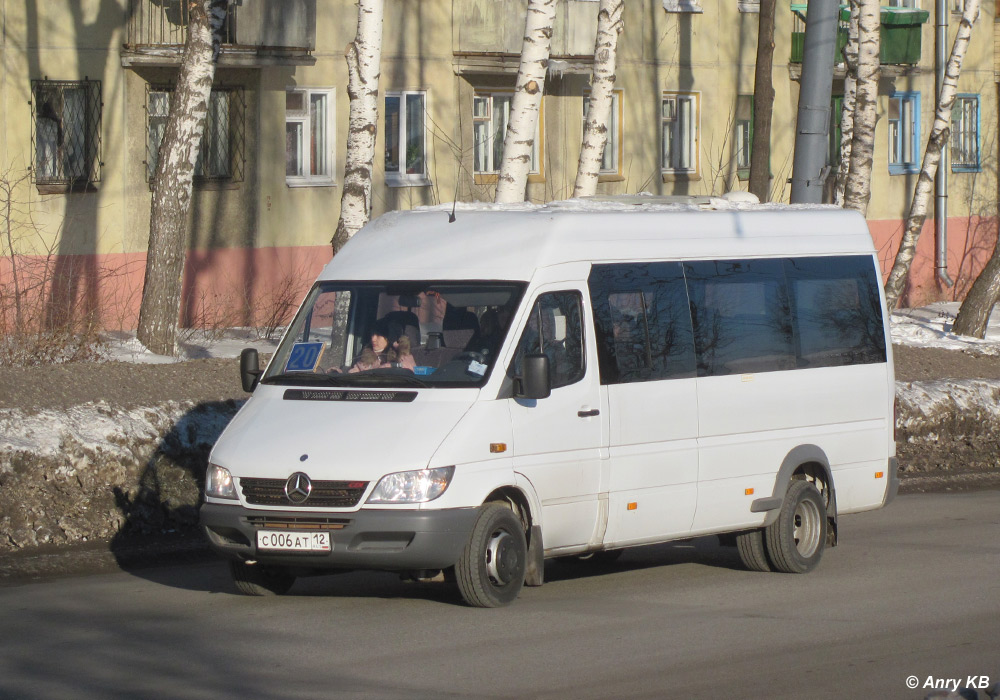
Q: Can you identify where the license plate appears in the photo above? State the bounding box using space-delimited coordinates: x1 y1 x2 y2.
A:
256 530 331 552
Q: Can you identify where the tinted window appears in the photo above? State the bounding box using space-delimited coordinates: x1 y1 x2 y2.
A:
511 291 585 389
589 263 696 384
784 256 887 367
684 259 795 376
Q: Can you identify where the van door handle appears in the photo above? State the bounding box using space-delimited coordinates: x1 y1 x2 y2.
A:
577 408 600 417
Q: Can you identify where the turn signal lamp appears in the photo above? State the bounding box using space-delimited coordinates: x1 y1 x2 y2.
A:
490 443 507 453
745 488 755 496
875 471 884 479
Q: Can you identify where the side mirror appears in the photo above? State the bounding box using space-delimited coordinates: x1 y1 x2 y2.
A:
240 348 262 393
517 353 551 400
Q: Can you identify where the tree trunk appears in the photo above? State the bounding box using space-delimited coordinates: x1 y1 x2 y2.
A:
573 0 623 198
834 3 859 205
136 0 225 356
883 0 981 311
331 0 384 254
749 0 775 201
953 232 1000 337
495 0 558 204
841 0 879 215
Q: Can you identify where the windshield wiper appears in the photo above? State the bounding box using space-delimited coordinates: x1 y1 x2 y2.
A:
260 372 343 386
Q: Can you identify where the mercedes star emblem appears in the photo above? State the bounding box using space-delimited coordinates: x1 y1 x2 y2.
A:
284 472 313 504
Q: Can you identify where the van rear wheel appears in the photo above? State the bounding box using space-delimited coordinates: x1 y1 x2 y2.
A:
455 504 526 608
764 480 826 574
735 529 772 572
229 560 296 596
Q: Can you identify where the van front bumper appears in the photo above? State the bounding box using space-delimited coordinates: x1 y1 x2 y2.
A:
200 503 478 571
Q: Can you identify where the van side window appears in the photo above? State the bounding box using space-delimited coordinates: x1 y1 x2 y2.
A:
511 291 585 389
684 259 796 377
784 256 887 368
588 262 696 385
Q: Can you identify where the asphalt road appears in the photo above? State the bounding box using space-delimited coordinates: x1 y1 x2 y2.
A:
1 491 997 700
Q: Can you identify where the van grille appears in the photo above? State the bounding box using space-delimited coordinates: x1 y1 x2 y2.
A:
245 516 351 530
239 478 368 508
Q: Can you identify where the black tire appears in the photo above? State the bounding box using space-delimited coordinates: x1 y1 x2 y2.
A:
455 504 527 608
229 560 296 596
764 480 827 574
735 529 772 572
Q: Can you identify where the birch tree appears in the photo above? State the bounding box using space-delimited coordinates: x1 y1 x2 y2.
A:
331 0 384 254
834 4 859 204
749 0 776 201
883 0 981 311
573 0 624 198
496 0 558 204
136 0 226 356
841 0 879 214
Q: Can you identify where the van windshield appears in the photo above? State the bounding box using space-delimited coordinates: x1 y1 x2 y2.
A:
262 281 526 388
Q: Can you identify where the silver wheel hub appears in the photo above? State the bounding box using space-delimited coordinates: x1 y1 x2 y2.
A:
485 529 518 586
792 498 822 557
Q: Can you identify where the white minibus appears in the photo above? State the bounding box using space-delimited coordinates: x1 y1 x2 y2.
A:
200 197 897 607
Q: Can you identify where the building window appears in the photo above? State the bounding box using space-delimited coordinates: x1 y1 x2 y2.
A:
828 95 844 167
146 85 246 183
735 94 753 178
951 94 980 172
662 0 704 12
385 91 429 186
31 80 102 189
661 92 699 175
285 88 334 186
888 0 918 7
888 91 920 175
473 90 541 180
582 89 623 177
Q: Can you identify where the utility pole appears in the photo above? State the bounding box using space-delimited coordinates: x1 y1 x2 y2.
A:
790 0 839 203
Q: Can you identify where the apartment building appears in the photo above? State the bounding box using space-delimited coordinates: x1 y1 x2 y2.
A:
0 0 996 331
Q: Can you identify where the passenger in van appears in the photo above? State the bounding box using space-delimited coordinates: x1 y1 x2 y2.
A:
348 319 414 373
470 306 511 358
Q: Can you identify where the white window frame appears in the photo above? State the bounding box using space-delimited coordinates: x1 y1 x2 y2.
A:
888 91 920 175
285 87 335 187
951 94 980 172
385 90 431 187
735 94 753 174
582 89 623 177
473 89 542 180
661 92 700 176
662 0 704 12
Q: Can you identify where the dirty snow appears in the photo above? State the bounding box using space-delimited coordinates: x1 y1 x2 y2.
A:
3 302 1000 460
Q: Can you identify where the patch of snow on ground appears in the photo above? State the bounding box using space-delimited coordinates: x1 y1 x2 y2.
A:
100 329 279 364
0 302 991 460
890 302 1000 355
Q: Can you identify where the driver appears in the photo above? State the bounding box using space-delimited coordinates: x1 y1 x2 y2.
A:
348 319 415 373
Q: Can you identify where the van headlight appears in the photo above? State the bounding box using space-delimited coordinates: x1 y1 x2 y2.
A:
206 464 238 500
366 466 455 504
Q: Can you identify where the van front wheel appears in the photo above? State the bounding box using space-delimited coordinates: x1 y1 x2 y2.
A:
764 480 826 574
455 504 527 608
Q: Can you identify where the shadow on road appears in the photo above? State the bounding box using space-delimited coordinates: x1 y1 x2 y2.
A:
121 534 751 605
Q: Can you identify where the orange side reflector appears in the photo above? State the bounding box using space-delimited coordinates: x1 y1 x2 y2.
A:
745 488 755 496
490 443 507 453
875 471 884 479
627 502 638 511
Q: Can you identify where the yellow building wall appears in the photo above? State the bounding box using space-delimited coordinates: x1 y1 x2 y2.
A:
1 0 997 330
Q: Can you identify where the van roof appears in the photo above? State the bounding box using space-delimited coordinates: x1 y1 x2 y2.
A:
322 198 876 282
